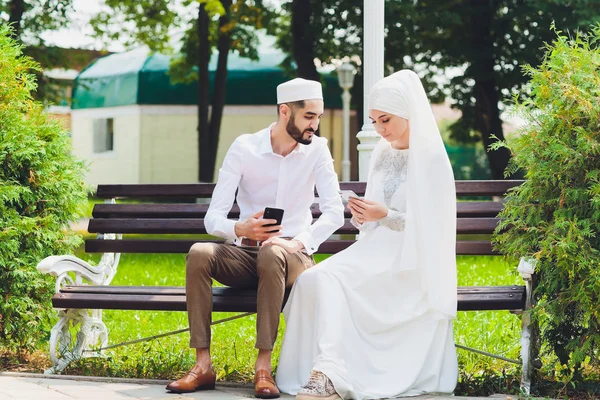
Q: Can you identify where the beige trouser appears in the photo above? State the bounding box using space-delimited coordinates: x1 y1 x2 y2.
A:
185 242 315 350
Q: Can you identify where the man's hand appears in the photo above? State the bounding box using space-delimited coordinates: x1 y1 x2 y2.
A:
234 210 282 241
261 237 304 254
348 198 388 224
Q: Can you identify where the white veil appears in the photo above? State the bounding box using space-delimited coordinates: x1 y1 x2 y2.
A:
368 70 457 319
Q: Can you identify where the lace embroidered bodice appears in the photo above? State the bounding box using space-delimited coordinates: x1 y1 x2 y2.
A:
352 146 408 232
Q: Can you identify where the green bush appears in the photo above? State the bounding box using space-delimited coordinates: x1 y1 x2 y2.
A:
0 24 88 352
492 25 600 382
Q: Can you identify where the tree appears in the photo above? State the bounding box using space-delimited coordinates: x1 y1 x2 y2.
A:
1 0 73 42
0 0 85 104
492 25 600 387
0 23 88 352
91 0 275 182
385 0 600 178
289 0 319 81
271 0 363 69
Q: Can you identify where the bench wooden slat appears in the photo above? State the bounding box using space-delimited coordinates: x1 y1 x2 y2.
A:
88 219 360 235
96 184 218 199
87 217 500 235
88 218 210 234
85 239 495 255
92 203 221 219
95 183 370 199
60 286 260 296
52 293 261 312
52 285 525 312
457 202 503 217
93 204 334 219
61 285 522 295
94 181 524 199
61 286 260 295
455 180 524 196
457 218 499 234
92 201 504 219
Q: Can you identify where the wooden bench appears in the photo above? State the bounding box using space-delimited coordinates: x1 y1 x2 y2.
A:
37 179 535 392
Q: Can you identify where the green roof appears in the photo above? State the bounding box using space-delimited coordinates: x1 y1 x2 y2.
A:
72 47 344 109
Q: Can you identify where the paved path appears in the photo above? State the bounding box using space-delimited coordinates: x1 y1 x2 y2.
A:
0 373 517 400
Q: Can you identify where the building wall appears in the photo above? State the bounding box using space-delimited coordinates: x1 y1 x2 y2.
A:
325 108 348 180
138 106 199 184
71 106 141 187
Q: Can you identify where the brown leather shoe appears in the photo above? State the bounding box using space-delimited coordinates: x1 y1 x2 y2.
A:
254 369 280 399
166 365 216 393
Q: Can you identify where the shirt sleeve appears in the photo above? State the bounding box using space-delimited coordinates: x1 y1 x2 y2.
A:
204 139 243 241
294 142 345 255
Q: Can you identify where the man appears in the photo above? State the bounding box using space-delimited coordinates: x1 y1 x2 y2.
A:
166 78 345 398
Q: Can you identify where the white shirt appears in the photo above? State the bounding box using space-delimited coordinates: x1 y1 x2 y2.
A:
205 124 345 255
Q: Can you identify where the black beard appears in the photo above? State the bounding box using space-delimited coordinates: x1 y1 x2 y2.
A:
286 116 313 145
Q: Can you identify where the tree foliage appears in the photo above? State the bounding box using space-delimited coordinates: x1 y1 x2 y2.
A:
0 0 82 104
267 0 363 79
0 0 73 43
492 25 600 382
0 24 88 352
400 0 600 178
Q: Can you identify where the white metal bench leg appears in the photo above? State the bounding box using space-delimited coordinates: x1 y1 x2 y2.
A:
46 309 108 374
37 202 121 374
518 257 538 396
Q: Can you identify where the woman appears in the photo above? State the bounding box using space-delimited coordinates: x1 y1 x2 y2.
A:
275 70 458 400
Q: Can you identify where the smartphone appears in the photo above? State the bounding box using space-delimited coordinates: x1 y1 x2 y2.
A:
263 207 284 233
339 190 361 204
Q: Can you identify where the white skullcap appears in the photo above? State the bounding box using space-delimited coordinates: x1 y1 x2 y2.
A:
277 78 323 104
368 71 412 119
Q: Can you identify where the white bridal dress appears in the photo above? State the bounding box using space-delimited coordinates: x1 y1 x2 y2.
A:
276 140 458 399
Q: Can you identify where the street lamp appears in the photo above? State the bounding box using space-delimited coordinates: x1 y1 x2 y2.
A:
337 61 356 181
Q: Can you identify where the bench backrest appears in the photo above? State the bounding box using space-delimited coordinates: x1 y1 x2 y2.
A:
86 180 524 256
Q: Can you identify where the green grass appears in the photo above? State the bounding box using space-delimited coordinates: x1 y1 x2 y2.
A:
60 249 524 395
454 256 522 395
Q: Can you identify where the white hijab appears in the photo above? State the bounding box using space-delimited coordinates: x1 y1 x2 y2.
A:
368 70 457 319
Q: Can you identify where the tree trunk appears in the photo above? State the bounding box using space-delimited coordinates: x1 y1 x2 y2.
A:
291 0 319 81
474 79 511 179
197 4 212 182
8 0 25 40
470 0 511 179
207 0 233 182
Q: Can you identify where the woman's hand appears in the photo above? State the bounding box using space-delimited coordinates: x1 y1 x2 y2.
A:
348 198 388 224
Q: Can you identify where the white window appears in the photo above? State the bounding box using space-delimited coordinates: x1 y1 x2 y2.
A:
93 118 114 153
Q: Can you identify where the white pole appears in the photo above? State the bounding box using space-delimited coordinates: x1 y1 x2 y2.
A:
357 0 385 181
341 88 352 181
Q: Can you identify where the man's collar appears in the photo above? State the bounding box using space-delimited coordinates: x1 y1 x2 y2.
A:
291 141 307 154
258 126 274 155
260 123 307 155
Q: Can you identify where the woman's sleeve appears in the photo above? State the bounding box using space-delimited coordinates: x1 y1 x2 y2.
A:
379 208 406 232
351 217 379 232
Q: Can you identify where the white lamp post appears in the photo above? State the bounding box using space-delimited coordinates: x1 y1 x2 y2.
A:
337 61 356 181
